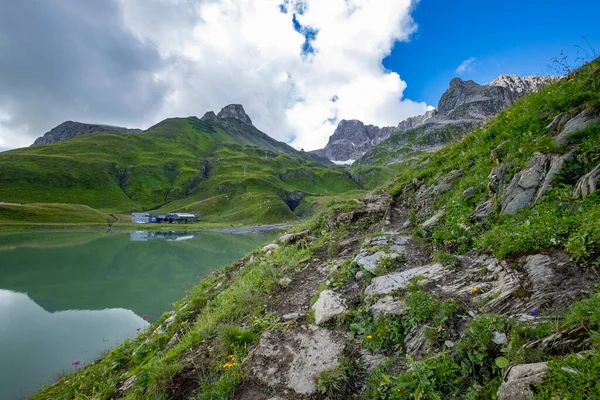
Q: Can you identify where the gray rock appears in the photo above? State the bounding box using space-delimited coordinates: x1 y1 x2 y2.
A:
393 236 411 245
359 348 388 373
555 107 600 146
370 296 406 320
497 362 548 400
355 271 365 280
404 325 428 356
119 374 138 393
486 75 558 97
282 312 303 321
500 152 571 215
444 340 455 348
32 121 141 146
354 251 388 273
279 229 311 245
216 104 253 125
523 254 555 292
364 264 445 297
251 326 343 395
573 164 600 198
492 332 508 345
263 243 280 254
422 210 445 230
165 332 180 350
471 199 496 220
488 163 512 195
462 186 478 198
312 290 347 325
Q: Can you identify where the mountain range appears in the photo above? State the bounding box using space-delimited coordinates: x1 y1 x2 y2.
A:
315 74 556 164
0 104 355 225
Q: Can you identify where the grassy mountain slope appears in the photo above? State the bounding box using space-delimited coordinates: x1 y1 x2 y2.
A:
31 60 600 400
0 116 359 225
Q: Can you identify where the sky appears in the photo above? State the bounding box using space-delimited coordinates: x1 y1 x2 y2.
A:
0 0 598 152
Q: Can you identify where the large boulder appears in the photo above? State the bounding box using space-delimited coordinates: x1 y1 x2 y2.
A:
312 290 347 325
496 362 548 400
251 326 343 395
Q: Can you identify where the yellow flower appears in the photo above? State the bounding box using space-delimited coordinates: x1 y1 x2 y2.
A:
471 287 478 294
79 384 84 390
366 335 373 340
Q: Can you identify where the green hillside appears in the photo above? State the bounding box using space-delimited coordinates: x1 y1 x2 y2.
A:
0 115 359 225
30 58 600 400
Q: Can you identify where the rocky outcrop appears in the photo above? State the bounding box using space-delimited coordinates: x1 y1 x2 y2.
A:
553 107 600 146
496 362 548 400
216 104 253 125
486 75 558 98
31 121 142 146
320 120 397 162
573 164 600 198
438 77 514 120
501 152 570 214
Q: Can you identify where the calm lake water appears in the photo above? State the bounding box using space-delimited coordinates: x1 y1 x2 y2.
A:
0 229 277 400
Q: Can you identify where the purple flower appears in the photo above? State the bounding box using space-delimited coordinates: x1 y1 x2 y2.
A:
71 360 81 366
529 309 538 317
209 378 215 384
485 126 489 129
533 209 539 215
136 328 141 332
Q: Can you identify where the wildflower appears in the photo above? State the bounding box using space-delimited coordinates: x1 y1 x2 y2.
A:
533 209 539 215
79 384 84 390
228 355 236 361
366 335 373 340
529 309 538 317
136 328 141 332
71 360 81 366
485 126 489 129
471 287 478 294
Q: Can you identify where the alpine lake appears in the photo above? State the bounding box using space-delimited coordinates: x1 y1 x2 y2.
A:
0 228 279 400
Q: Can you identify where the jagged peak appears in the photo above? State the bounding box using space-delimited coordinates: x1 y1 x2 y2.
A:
216 104 253 125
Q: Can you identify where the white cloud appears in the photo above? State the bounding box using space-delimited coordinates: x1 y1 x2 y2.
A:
118 0 429 151
1 0 430 152
456 57 476 74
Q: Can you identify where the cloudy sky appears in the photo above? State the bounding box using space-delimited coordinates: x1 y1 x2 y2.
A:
0 0 598 152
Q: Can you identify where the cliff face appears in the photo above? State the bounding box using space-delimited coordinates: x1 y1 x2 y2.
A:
319 75 556 163
31 121 142 146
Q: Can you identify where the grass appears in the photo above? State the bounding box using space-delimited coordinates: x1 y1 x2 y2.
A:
0 116 360 226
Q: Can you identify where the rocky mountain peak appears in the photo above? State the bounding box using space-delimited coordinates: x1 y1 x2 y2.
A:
486 75 558 97
31 121 142 146
217 104 253 125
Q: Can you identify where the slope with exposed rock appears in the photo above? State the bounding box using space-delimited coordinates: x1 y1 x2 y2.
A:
31 58 600 400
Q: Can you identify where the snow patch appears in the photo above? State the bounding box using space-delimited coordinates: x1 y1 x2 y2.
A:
332 159 356 165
